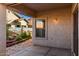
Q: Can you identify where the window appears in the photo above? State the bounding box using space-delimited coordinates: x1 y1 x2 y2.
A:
16 25 20 27
35 19 45 37
23 25 26 27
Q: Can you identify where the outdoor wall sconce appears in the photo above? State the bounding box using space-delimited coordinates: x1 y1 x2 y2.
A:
53 18 58 24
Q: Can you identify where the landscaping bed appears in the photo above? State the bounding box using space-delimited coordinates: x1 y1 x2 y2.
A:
6 31 32 47
6 39 28 47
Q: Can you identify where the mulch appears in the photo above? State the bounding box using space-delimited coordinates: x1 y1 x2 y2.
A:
6 39 28 47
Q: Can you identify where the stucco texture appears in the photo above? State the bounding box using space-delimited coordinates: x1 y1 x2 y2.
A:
0 4 6 56
32 7 72 49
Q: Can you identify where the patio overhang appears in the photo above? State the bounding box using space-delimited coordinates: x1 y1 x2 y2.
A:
6 3 72 17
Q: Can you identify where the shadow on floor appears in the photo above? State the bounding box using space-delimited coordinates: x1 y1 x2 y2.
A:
10 45 73 56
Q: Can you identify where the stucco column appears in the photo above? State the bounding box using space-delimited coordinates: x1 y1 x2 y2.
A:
78 3 79 56
0 4 6 56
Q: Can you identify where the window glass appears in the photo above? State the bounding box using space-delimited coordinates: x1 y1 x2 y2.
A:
35 19 45 37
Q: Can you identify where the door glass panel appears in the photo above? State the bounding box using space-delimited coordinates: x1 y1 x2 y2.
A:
35 19 45 37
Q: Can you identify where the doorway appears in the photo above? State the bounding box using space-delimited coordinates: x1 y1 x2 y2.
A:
73 4 78 56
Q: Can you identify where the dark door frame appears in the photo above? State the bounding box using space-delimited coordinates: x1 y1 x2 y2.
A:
73 4 78 56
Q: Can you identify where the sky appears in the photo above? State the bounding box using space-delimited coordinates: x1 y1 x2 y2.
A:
17 13 32 20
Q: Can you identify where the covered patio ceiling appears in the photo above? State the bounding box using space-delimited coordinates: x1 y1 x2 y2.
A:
6 3 72 16
23 3 72 12
7 3 72 12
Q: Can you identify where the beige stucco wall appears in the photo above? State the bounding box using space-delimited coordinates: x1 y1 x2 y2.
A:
32 7 72 49
0 4 6 55
78 3 79 55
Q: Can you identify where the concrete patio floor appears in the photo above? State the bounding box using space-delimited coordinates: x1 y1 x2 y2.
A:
6 39 32 56
6 39 73 56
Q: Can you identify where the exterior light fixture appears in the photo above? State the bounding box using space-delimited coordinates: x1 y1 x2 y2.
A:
53 18 58 24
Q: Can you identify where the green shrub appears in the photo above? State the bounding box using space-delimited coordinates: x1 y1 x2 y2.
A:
27 32 32 39
16 32 27 41
16 31 32 41
20 32 27 39
16 34 22 41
